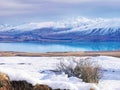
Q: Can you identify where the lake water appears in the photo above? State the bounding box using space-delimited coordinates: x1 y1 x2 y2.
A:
0 42 120 52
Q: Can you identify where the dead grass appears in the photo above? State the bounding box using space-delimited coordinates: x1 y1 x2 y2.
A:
0 51 120 57
56 57 102 83
0 72 52 90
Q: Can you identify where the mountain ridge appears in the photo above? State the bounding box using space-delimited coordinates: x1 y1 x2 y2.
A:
0 17 120 42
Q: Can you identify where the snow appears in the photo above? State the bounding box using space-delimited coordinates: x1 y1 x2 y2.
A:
0 56 120 90
92 56 120 90
14 22 56 31
1 17 120 33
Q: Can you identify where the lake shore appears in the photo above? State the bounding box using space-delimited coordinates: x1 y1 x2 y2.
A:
0 51 120 57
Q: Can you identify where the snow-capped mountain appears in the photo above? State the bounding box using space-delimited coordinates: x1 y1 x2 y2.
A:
0 17 120 42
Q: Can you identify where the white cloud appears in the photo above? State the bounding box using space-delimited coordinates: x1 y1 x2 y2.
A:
50 0 97 3
0 0 28 8
0 0 120 24
0 0 31 16
50 0 120 4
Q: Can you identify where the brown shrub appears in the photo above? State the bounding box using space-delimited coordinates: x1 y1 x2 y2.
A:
10 81 33 90
90 88 95 90
0 72 52 90
53 89 70 90
33 84 52 90
0 72 12 90
56 57 102 83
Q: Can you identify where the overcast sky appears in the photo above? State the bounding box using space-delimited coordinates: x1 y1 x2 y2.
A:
0 0 120 25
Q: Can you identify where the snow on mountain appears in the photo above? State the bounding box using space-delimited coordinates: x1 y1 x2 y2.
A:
0 17 120 42
14 22 56 31
54 17 120 34
0 21 67 31
1 17 120 32
0 24 13 31
0 22 55 31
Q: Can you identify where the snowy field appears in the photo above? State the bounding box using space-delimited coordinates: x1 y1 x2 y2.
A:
0 56 120 90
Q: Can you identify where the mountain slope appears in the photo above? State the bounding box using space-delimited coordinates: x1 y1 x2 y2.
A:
0 17 120 42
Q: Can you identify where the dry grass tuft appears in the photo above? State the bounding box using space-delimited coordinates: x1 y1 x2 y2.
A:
56 57 102 83
90 88 95 90
0 72 12 90
10 80 33 90
34 84 52 90
0 72 52 90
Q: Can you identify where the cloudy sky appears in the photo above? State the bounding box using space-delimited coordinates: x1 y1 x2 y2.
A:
0 0 120 25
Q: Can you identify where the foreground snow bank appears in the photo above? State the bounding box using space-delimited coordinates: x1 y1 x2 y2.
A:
0 56 120 90
0 57 95 90
0 67 96 90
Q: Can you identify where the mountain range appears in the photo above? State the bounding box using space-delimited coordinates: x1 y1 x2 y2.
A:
0 17 120 42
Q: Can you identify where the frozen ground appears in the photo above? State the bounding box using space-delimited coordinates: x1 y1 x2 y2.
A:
0 56 120 90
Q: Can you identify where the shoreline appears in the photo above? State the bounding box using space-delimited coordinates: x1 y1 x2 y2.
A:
0 51 120 57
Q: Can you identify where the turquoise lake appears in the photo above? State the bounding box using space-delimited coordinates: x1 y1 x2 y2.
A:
0 42 120 52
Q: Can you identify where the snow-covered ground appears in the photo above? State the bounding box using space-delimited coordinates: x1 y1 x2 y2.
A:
0 56 120 90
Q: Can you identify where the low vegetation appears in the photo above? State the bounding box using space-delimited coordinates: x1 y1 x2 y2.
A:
0 72 52 90
56 57 102 83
